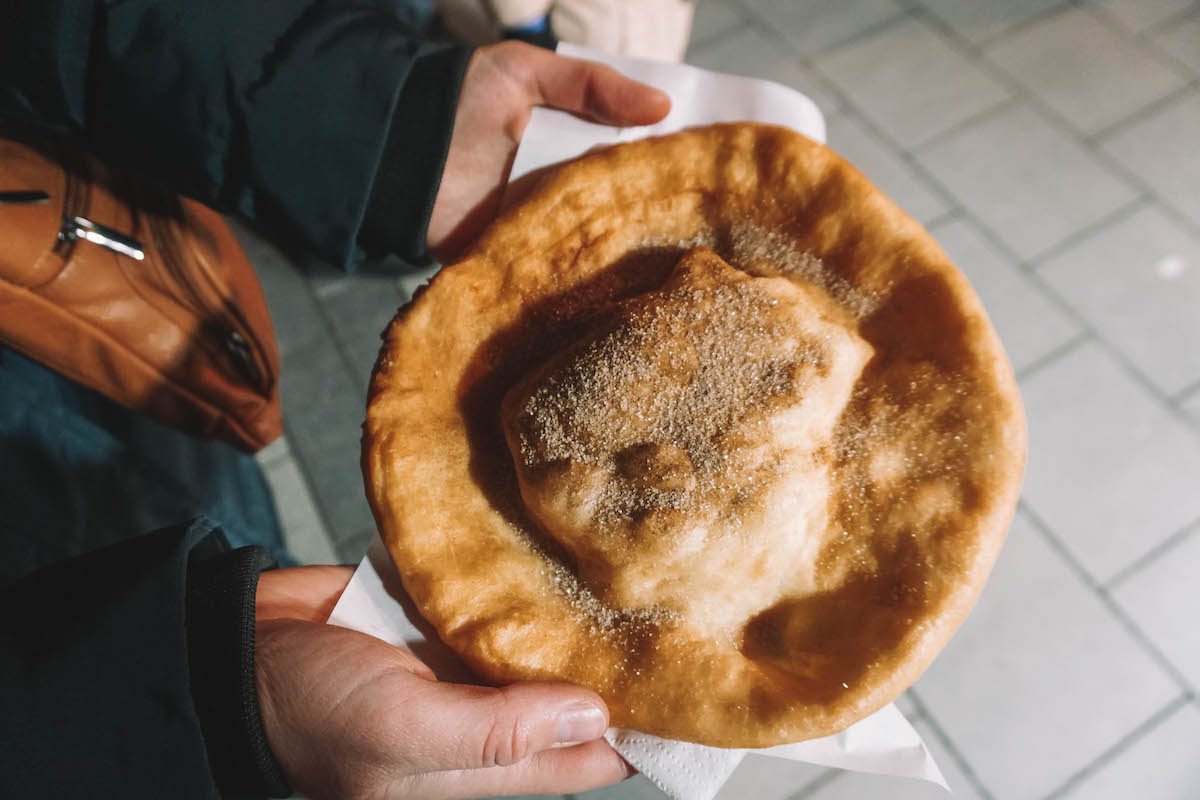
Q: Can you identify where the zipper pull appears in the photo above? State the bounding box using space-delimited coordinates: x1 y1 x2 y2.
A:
60 215 145 261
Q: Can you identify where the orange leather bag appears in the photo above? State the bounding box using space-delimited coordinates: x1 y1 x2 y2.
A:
0 138 282 452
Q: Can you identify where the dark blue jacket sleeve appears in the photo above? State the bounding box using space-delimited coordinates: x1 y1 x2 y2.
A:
0 519 287 799
0 0 472 269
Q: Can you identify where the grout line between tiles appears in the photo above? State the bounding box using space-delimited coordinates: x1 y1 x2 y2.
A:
1170 375 1200 408
921 206 965 231
1081 4 1200 85
1104 517 1200 591
1139 1 1200 36
1042 693 1193 800
905 690 997 800
1014 332 1091 381
955 0 1077 50
731 0 910 59
277 417 341 561
792 766 847 800
1019 501 1197 695
1082 0 1200 81
1019 197 1147 266
899 96 1021 152
910 3 1200 241
1088 83 1196 142
936 193 1198 422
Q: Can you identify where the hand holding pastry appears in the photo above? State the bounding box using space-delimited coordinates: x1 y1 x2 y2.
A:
426 41 671 262
253 566 630 799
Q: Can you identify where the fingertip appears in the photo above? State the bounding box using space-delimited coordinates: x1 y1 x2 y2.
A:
606 74 672 127
553 698 608 746
637 86 672 125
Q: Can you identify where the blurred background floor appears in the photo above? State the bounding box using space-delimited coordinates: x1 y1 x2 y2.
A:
239 0 1200 797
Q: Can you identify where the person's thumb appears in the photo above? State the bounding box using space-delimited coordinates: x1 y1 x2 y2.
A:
415 680 610 770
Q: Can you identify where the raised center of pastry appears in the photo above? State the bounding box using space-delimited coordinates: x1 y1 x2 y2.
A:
502 248 873 633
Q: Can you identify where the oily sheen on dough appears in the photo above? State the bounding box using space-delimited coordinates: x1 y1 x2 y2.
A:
363 123 1026 748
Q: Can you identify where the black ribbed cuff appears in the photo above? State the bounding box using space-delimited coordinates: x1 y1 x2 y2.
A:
359 43 474 265
186 545 291 799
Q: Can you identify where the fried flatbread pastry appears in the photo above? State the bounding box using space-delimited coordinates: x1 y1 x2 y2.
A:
363 122 1025 747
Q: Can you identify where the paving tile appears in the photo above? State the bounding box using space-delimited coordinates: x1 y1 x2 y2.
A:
1153 10 1200 76
396 262 443 302
914 509 1179 799
742 0 906 57
915 0 1071 44
985 9 1186 135
688 0 747 49
1019 342 1200 581
715 754 828 799
335 525 379 564
825 112 953 225
1086 0 1197 33
1101 90 1200 229
1060 700 1200 799
804 719 981 800
687 26 842 114
576 774 667 799
279 338 365 457
254 434 292 469
315 272 404 385
894 690 919 720
1183 385 1200 429
928 217 1080 372
1039 204 1200 396
230 217 327 357
263 454 338 565
1113 525 1200 689
915 104 1139 261
817 17 1011 149
301 439 376 549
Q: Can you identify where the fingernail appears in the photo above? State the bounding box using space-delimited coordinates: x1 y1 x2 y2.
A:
554 700 606 745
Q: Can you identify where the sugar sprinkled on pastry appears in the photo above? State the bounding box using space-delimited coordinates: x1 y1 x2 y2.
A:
363 123 1025 747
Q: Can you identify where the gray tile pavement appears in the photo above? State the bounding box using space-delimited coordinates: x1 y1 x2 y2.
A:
817 16 1012 149
913 103 1140 262
913 509 1179 799
688 0 748 49
741 0 906 57
1100 90 1200 230
1057 698 1200 798
1152 8 1200 76
824 111 954 225
1038 203 1200 397
927 216 1081 373
242 3 1200 796
687 25 843 113
1019 341 1200 582
1111 524 1200 691
1086 0 1198 34
983 8 1187 136
805 718 983 799
913 0 1071 44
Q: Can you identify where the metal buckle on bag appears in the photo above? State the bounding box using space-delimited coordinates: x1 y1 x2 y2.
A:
59 215 145 261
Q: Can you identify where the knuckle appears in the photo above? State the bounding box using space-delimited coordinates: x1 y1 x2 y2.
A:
479 718 530 768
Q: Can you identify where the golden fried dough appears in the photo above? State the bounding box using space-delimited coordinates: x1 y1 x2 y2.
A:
363 123 1026 747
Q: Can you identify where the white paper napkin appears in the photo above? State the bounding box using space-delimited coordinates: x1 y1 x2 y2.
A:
329 541 946 800
331 44 948 800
